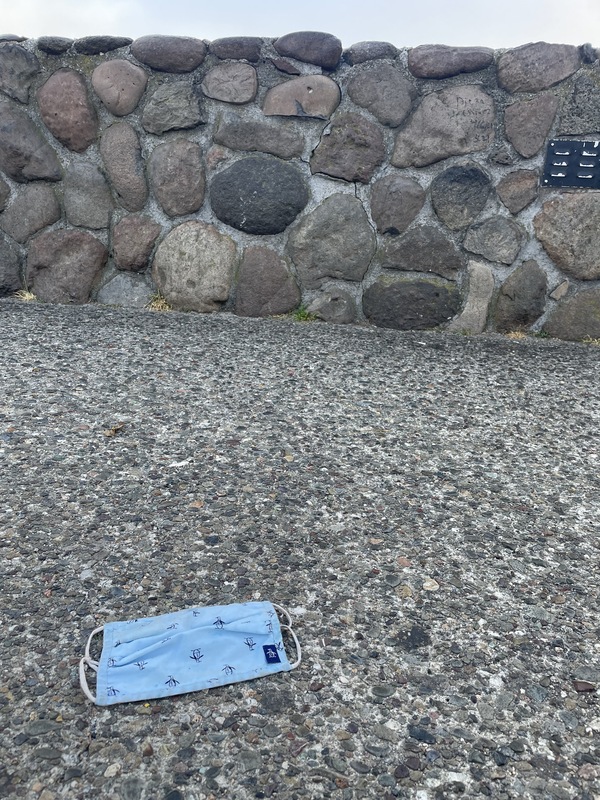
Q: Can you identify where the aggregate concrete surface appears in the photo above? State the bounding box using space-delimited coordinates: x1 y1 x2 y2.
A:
1 300 599 800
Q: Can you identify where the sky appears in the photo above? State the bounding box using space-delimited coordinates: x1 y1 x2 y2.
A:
2 0 600 49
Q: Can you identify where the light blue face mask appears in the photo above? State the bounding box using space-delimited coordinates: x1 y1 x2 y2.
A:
79 601 301 706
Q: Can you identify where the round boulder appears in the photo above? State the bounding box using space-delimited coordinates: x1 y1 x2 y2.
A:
431 163 492 230
363 275 461 330
534 193 600 280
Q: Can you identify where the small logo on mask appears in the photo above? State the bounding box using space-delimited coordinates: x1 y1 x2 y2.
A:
263 645 281 665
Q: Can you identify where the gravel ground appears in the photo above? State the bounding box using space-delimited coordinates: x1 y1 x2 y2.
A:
1 300 599 800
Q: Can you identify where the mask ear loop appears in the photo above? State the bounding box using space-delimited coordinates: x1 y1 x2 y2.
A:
79 626 104 704
272 603 302 670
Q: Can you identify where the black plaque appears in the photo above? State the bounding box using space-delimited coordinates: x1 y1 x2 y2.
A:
542 139 600 188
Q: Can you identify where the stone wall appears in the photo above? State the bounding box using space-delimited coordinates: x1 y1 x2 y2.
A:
0 32 599 340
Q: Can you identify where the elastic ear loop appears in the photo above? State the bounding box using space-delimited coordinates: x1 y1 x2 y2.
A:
79 626 104 704
272 603 302 670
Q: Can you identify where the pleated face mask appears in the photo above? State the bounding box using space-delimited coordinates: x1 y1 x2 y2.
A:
79 601 301 706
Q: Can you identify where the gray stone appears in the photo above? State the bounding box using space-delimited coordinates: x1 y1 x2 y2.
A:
306 288 357 324
550 279 569 301
370 174 425 235
64 162 114 229
0 184 60 242
494 259 548 332
214 114 304 159
234 246 300 317
92 60 148 116
0 233 21 294
0 176 9 210
210 154 308 235
201 63 258 104
343 41 398 65
363 275 460 330
36 37 72 55
579 43 598 64
96 272 153 308
0 36 26 43
131 36 207 73
26 229 107 303
431 163 492 230
534 194 600 280
464 217 524 264
37 69 98 152
311 113 385 183
113 214 161 272
347 63 416 127
558 74 600 135
148 138 205 218
504 94 558 158
152 221 237 312
286 194 376 288
209 37 262 62
392 86 495 168
408 45 494 78
543 288 600 341
141 82 204 135
447 261 494 334
263 75 340 119
100 122 148 212
498 42 580 93
270 58 301 75
0 101 61 182
497 170 538 214
73 36 132 54
273 31 342 70
377 225 464 280
0 43 39 103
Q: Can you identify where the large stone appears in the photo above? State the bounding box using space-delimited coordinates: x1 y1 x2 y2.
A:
306 289 357 324
0 43 39 103
391 86 495 168
0 101 61 182
131 36 207 73
363 275 460 330
347 63 416 127
370 175 425 235
100 122 148 212
408 45 494 78
263 75 340 119
534 194 600 280
498 42 580 93
504 94 558 158
37 69 98 152
96 272 153 308
273 31 342 70
543 288 600 341
430 162 492 230
497 170 538 214
209 37 262 62
377 225 464 280
73 36 132 54
343 41 398 65
0 176 9 210
152 221 237 312
113 214 161 272
26 230 107 304
64 163 114 229
0 233 21 294
464 217 524 264
148 139 205 218
310 113 385 183
36 37 72 55
447 261 494 334
210 154 308 235
0 184 60 243
558 74 600 135
201 63 258 104
214 114 304 159
234 246 300 317
141 82 204 135
286 194 376 288
92 60 148 116
494 259 547 332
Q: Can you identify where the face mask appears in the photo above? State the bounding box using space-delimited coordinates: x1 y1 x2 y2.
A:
79 601 301 706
